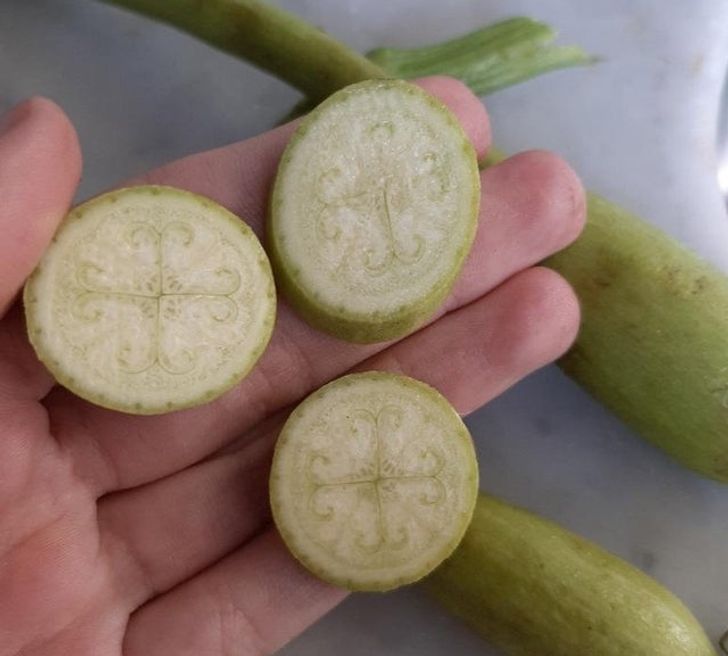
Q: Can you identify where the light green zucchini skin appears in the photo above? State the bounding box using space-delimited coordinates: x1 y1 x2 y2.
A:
547 193 728 482
424 494 717 656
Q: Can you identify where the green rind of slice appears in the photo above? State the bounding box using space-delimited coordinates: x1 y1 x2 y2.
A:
268 79 481 343
269 371 478 592
24 185 276 415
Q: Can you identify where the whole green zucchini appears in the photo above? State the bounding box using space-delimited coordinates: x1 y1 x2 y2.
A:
425 494 717 656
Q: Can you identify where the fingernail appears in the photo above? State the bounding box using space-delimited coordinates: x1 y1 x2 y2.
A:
0 101 30 137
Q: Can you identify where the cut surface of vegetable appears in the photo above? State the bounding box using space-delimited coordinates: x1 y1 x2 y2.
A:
269 79 480 343
270 372 478 591
24 185 275 415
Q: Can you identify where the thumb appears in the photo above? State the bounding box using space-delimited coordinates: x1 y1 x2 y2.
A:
0 97 81 317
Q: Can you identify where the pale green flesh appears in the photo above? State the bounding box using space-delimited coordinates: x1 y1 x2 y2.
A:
24 185 276 415
426 495 717 656
270 372 478 591
269 80 480 343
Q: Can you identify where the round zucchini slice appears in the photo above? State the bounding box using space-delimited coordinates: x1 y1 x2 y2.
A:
270 371 478 591
269 79 481 343
24 185 275 414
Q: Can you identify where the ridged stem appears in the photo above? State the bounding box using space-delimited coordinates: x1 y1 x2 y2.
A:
368 17 595 96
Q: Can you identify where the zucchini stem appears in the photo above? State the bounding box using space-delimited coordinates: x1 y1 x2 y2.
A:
368 17 596 96
98 0 384 104
98 1 594 101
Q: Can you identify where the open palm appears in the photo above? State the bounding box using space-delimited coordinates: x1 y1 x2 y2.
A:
0 78 584 656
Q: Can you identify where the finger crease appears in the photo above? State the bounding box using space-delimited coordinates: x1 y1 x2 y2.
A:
98 508 157 609
216 593 270 656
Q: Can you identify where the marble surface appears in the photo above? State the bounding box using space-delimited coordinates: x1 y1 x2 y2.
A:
2 1 728 654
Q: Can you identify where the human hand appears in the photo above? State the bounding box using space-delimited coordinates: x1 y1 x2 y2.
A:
0 78 584 656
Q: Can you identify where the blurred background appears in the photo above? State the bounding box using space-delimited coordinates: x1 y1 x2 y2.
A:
2 1 727 653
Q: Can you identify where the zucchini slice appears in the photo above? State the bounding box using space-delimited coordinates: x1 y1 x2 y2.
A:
269 79 480 343
270 371 478 591
24 185 275 414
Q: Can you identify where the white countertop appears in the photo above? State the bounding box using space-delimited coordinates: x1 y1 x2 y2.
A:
2 1 727 653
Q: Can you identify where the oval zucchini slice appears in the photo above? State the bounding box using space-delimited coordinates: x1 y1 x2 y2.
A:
270 371 478 591
24 185 276 415
269 79 481 343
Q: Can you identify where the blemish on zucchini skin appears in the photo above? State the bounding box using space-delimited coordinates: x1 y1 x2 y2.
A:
691 275 709 295
591 275 613 289
660 266 714 299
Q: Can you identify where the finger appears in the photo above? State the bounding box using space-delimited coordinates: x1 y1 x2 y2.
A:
0 98 81 317
52 88 583 495
0 99 81 404
0 304 54 403
101 267 579 608
415 76 490 160
452 149 585 306
359 266 580 413
120 266 578 654
123 529 345 656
